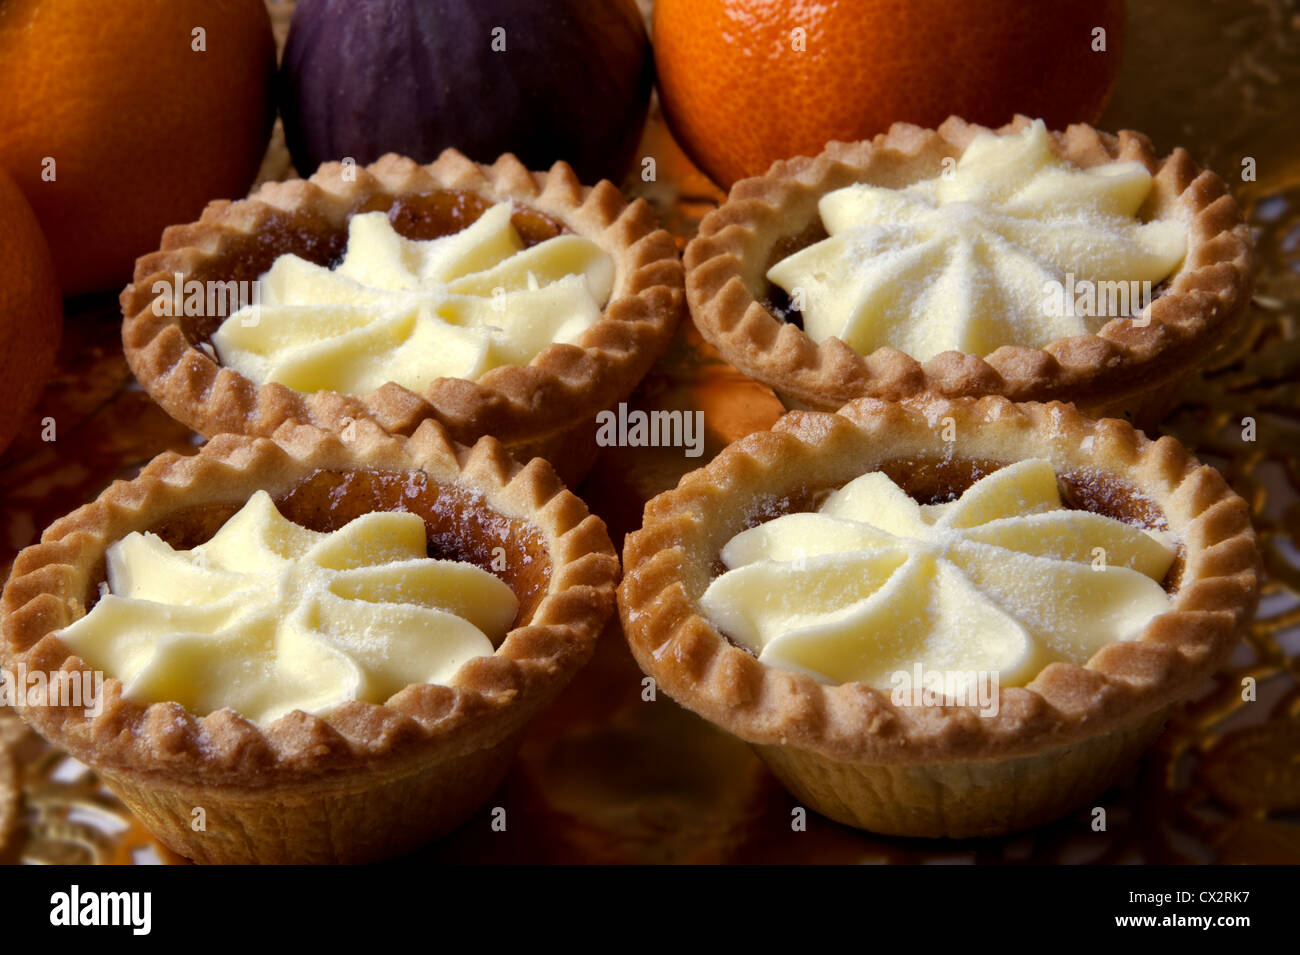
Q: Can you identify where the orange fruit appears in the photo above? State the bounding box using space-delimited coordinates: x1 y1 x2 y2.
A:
654 0 1126 189
0 0 276 295
0 166 62 456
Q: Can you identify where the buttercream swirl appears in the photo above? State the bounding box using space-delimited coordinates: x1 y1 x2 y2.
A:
768 120 1187 360
214 203 614 393
59 491 518 725
700 460 1176 692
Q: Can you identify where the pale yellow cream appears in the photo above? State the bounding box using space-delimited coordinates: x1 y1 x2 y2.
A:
700 460 1176 692
58 491 518 725
213 203 614 393
768 120 1187 360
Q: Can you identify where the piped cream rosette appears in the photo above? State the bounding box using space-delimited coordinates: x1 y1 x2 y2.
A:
213 203 615 393
768 120 1187 360
701 460 1175 695
59 491 518 726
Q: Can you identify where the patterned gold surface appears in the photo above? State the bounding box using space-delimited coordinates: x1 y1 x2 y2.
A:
0 0 1297 865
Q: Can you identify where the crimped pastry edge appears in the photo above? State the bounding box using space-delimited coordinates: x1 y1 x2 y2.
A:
1 417 620 788
684 115 1256 411
121 150 684 447
617 396 1259 765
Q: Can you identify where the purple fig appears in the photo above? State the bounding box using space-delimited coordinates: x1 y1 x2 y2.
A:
280 0 654 184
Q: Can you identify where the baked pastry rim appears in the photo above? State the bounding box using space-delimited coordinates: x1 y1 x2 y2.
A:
0 418 620 787
683 115 1256 411
121 149 684 445
617 395 1260 764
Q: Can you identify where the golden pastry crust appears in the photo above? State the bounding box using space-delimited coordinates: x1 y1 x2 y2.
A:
618 396 1259 766
684 116 1255 418
121 150 683 455
1 418 619 861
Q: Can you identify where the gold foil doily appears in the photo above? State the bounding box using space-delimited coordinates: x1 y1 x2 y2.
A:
0 0 1297 864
